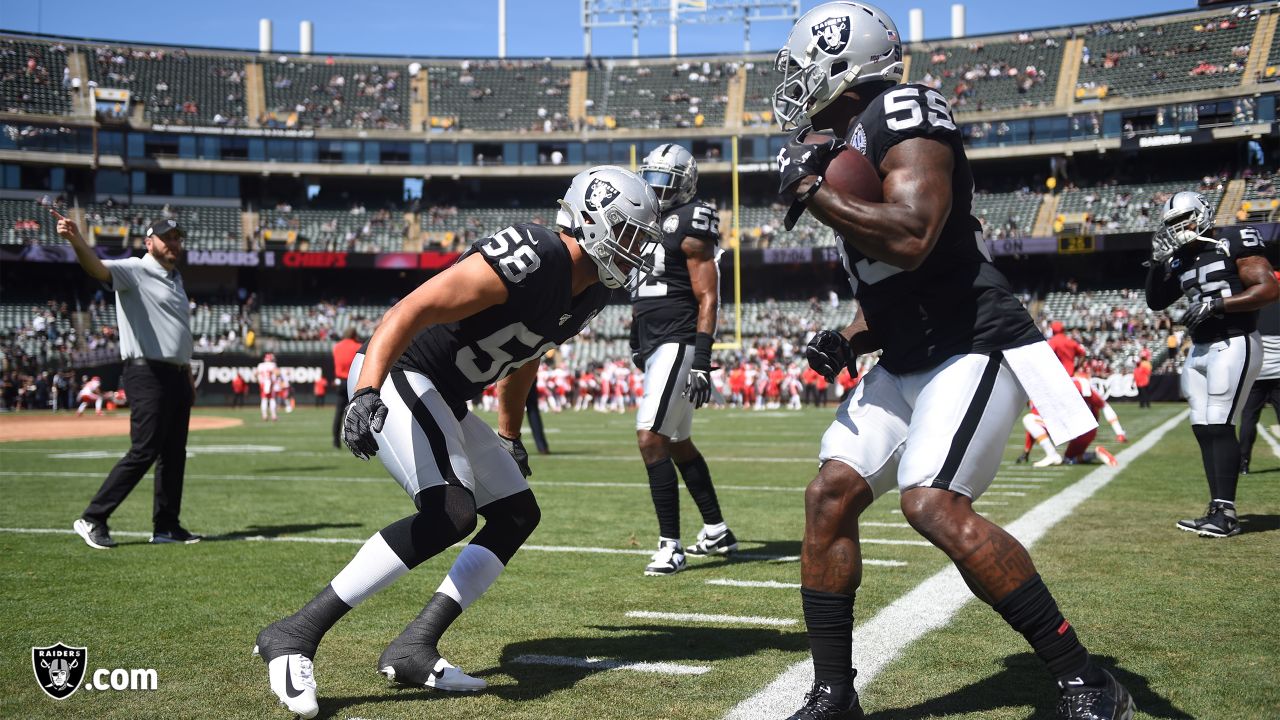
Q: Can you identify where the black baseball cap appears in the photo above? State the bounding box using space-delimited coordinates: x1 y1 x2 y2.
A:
147 217 186 239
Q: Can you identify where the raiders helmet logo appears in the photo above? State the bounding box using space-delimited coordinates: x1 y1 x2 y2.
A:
663 215 680 234
812 16 851 55
32 643 87 700
584 179 620 211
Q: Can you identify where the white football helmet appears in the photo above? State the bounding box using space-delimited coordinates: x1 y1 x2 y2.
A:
639 144 698 212
1154 191 1216 262
556 166 662 290
773 1 904 131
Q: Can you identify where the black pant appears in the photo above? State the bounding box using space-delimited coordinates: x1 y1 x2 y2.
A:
1239 376 1280 464
1136 384 1151 409
525 383 549 454
332 378 347 447
83 361 193 531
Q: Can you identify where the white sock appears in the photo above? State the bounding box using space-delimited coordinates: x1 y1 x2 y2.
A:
702 522 728 537
436 544 504 610
1036 435 1058 458
1102 404 1124 436
261 398 268 418
330 532 411 607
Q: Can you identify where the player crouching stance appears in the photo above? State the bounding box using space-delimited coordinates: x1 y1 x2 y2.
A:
1144 192 1276 538
774 4 1134 719
253 167 661 718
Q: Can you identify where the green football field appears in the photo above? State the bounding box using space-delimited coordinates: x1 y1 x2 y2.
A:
1 402 1277 720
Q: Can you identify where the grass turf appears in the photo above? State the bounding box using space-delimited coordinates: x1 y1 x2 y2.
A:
0 401 1276 719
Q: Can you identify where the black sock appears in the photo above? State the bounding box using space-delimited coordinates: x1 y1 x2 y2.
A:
801 587 855 701
676 454 723 526
1191 425 1220 500
389 592 463 654
1207 424 1241 504
646 458 681 539
285 585 352 653
993 575 1103 689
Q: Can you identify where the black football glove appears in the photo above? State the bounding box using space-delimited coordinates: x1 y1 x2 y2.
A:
776 126 846 197
343 386 387 460
685 369 712 409
805 329 854 383
1180 296 1224 334
497 433 532 478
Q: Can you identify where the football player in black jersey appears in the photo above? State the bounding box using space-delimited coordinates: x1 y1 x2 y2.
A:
252 167 661 718
631 143 738 576
1145 191 1277 538
772 4 1133 719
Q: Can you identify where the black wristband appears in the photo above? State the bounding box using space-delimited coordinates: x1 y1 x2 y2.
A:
795 175 824 204
694 332 714 371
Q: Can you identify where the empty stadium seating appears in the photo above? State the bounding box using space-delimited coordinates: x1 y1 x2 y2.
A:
428 61 571 132
586 60 730 130
1076 13 1256 101
85 202 242 249
259 207 407 252
0 199 61 245
1056 181 1224 234
1237 172 1279 222
84 45 247 126
911 34 1064 111
742 60 778 127
0 39 71 115
262 57 409 129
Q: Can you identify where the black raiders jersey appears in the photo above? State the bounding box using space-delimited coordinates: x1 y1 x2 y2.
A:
393 223 610 415
836 82 1041 372
1165 225 1268 343
629 199 720 360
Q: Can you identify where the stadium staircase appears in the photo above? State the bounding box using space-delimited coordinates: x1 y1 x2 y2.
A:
724 67 746 129
244 61 264 128
1033 193 1061 237
1217 179 1246 225
66 50 93 116
568 70 588 125
1243 11 1278 85
1054 37 1084 107
410 69 429 130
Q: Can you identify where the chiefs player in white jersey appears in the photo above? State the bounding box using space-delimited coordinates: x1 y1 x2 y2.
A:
256 353 278 421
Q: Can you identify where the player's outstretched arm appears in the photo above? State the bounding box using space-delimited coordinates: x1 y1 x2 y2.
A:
496 359 539 440
355 253 508 392
51 209 110 283
803 137 953 271
1226 255 1279 313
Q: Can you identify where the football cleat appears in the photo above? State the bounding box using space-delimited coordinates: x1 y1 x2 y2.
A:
1014 452 1030 464
1094 447 1118 467
686 527 738 557
73 518 117 549
252 645 318 719
1177 502 1239 537
644 539 687 576
785 681 864 720
1115 434 1127 444
1056 669 1136 720
1034 454 1064 468
380 653 486 692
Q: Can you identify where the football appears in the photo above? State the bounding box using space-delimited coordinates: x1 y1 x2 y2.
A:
806 132 884 203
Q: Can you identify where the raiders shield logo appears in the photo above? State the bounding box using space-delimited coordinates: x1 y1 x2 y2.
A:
584 179 620 211
189 358 205 388
851 123 868 155
812 16 851 55
663 215 680 234
32 642 87 700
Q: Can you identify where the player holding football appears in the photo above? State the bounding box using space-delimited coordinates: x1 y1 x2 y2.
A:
1145 191 1276 537
773 3 1133 719
631 143 737 576
252 166 661 718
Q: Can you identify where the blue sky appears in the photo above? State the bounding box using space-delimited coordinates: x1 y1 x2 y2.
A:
4 0 1193 58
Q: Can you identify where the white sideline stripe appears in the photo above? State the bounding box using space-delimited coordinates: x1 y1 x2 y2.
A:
707 579 802 589
0 528 910 563
626 610 797 627
859 521 911 529
724 409 1190 720
1258 424 1280 460
983 491 1026 496
990 483 1040 489
511 653 710 676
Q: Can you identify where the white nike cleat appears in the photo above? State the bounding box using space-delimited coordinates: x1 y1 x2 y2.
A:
253 645 319 719
644 539 687 576
1033 454 1063 468
381 656 486 692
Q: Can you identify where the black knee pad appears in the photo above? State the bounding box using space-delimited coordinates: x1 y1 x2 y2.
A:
381 486 477 569
472 489 541 564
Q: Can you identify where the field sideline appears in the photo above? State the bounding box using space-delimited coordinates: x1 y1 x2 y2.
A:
1 402 1277 719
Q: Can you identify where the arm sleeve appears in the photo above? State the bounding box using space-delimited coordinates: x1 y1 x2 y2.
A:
102 258 141 292
1144 262 1182 311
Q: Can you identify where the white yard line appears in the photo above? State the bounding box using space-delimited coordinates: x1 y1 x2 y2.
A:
707 579 802 589
724 409 1189 720
511 653 710 676
625 610 797 627
1257 424 1280 460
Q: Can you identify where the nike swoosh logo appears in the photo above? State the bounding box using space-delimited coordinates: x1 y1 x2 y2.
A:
284 657 303 698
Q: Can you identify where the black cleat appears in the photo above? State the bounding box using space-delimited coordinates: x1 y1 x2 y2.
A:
1239 458 1249 475
1177 502 1239 537
785 681 864 720
150 526 203 544
378 637 485 692
74 518 117 549
1015 452 1030 464
1057 669 1136 720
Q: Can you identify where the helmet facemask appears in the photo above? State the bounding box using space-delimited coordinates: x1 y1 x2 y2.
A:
559 202 660 291
1154 192 1215 261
